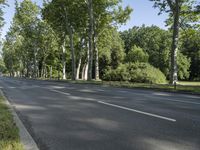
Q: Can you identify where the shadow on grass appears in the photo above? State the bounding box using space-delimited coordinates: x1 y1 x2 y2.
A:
0 96 23 150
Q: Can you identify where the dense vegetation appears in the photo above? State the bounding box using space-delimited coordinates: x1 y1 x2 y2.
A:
1 0 200 84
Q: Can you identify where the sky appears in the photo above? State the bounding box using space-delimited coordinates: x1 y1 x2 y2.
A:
1 0 170 39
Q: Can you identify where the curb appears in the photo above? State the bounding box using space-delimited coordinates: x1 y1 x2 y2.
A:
0 90 39 150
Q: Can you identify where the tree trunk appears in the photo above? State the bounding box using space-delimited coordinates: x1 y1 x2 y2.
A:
62 39 66 80
84 42 90 80
50 65 52 80
42 66 46 78
94 31 99 80
37 69 39 78
45 66 48 78
81 57 89 81
69 27 76 80
62 7 76 80
41 61 46 78
26 62 30 78
170 0 180 85
33 48 37 78
84 62 89 80
82 63 86 80
87 0 94 80
76 57 82 80
57 65 60 80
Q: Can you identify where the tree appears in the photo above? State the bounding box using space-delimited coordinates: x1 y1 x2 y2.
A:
97 27 125 76
2 30 20 76
120 25 191 79
43 0 87 80
181 28 200 80
2 0 60 79
126 45 149 63
91 0 132 80
0 0 6 47
87 0 94 80
120 26 171 76
0 0 6 31
0 57 6 73
43 0 132 81
36 20 59 78
177 52 191 80
14 0 40 78
150 0 200 84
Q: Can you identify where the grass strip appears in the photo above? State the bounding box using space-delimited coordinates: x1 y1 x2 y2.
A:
64 80 200 94
0 93 23 150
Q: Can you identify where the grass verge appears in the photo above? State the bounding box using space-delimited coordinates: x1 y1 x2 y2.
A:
102 81 200 94
0 93 23 150
63 80 200 94
8 77 200 94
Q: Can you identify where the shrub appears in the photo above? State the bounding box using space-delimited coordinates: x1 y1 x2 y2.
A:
126 45 149 63
127 63 166 84
103 64 130 81
103 63 166 84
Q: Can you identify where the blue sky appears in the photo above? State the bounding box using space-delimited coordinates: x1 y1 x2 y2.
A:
120 0 169 30
0 0 175 39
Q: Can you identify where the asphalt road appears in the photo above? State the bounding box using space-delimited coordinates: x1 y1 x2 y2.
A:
0 77 200 150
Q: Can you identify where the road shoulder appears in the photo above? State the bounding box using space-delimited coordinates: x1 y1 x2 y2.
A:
0 90 39 150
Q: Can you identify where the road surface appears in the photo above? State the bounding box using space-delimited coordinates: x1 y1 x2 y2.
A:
0 77 200 150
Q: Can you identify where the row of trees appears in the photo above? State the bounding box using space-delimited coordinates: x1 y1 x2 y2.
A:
2 0 132 80
1 0 200 84
120 25 200 81
0 0 6 42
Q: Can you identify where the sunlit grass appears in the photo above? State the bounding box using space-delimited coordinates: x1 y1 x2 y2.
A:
15 77 200 94
0 95 23 150
178 81 200 86
62 80 200 94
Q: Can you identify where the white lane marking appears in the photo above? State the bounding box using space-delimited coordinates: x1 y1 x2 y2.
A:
49 89 95 101
98 101 176 122
49 88 176 122
50 89 71 96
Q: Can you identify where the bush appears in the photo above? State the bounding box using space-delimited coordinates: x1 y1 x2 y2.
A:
127 63 166 84
126 45 149 63
103 64 130 81
102 63 166 84
177 52 191 80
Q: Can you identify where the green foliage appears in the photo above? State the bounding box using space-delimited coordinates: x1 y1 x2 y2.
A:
103 64 129 81
0 58 7 73
150 0 200 27
110 30 125 69
0 95 23 150
2 33 20 76
103 62 166 84
177 52 191 80
2 0 60 78
127 63 166 84
181 29 200 80
1 0 199 83
98 28 125 75
121 26 171 76
126 45 149 63
150 0 200 84
0 0 6 29
120 25 193 81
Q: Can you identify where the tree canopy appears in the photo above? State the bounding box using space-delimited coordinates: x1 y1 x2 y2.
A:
1 0 200 83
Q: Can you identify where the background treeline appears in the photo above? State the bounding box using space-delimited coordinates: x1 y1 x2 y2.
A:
1 0 200 84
